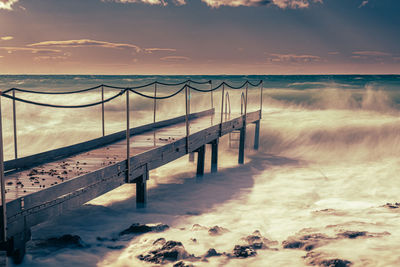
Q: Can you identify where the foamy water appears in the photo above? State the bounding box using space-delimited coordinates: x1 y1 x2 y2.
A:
2 75 400 266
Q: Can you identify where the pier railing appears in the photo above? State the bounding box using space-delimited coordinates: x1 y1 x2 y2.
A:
0 78 263 243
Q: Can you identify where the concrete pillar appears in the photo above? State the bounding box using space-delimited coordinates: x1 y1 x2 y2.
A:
254 120 260 150
196 145 205 177
238 126 246 164
211 139 218 173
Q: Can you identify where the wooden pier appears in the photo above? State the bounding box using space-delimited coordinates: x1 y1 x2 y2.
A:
0 79 262 264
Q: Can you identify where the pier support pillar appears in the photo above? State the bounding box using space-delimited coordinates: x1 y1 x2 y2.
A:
0 226 31 265
238 126 246 164
211 139 218 173
0 251 6 267
136 171 148 208
196 145 205 177
254 120 260 150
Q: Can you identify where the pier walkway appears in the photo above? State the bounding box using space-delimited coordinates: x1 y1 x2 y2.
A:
0 79 263 264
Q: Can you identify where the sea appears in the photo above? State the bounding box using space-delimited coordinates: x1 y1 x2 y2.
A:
1 75 400 266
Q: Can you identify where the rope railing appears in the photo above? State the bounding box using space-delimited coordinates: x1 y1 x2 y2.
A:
0 88 127 109
3 79 212 95
0 80 262 107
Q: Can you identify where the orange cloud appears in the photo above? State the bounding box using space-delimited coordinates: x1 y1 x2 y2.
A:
201 0 322 8
0 47 61 54
144 48 177 53
1 36 14 41
160 56 190 62
29 39 141 53
353 51 391 56
103 0 168 6
268 53 321 63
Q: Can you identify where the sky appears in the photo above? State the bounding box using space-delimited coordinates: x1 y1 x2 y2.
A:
0 0 399 74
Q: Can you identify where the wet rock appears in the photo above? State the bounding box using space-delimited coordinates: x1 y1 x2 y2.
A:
243 230 278 250
6 182 13 185
383 202 400 209
282 233 333 251
39 234 86 248
336 230 389 239
153 238 166 246
208 226 229 236
232 245 257 258
204 248 221 258
138 240 192 264
337 231 366 239
191 224 207 231
119 223 169 236
173 261 193 267
305 251 352 267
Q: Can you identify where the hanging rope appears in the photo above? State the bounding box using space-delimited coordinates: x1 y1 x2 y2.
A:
0 89 127 109
0 80 263 108
3 79 212 95
129 85 186 100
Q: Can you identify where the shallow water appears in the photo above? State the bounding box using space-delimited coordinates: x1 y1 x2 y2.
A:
2 75 400 266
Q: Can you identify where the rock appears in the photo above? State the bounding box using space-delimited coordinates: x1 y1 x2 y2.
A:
304 251 352 267
138 240 191 264
173 261 193 267
39 234 86 248
232 245 257 258
282 233 333 251
204 248 221 258
208 226 229 236
337 231 366 239
119 223 169 236
336 230 389 239
153 238 166 246
243 230 278 250
383 202 400 209
192 224 207 231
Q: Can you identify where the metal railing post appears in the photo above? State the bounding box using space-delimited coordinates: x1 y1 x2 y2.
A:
153 83 157 125
244 82 249 118
219 83 225 136
185 85 189 153
12 89 17 159
241 92 245 115
210 81 213 110
101 85 105 137
0 92 7 243
126 89 130 182
187 81 191 115
260 80 263 119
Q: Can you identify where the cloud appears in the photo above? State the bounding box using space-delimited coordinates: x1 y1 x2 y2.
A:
268 53 321 63
160 56 190 62
34 55 69 61
0 0 19 10
328 51 340 55
201 0 322 8
0 47 61 54
359 0 368 8
105 0 321 8
144 48 177 53
29 39 141 53
102 0 167 6
1 36 14 41
353 51 391 56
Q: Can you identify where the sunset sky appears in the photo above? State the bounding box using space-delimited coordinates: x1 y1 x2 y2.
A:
0 0 399 74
